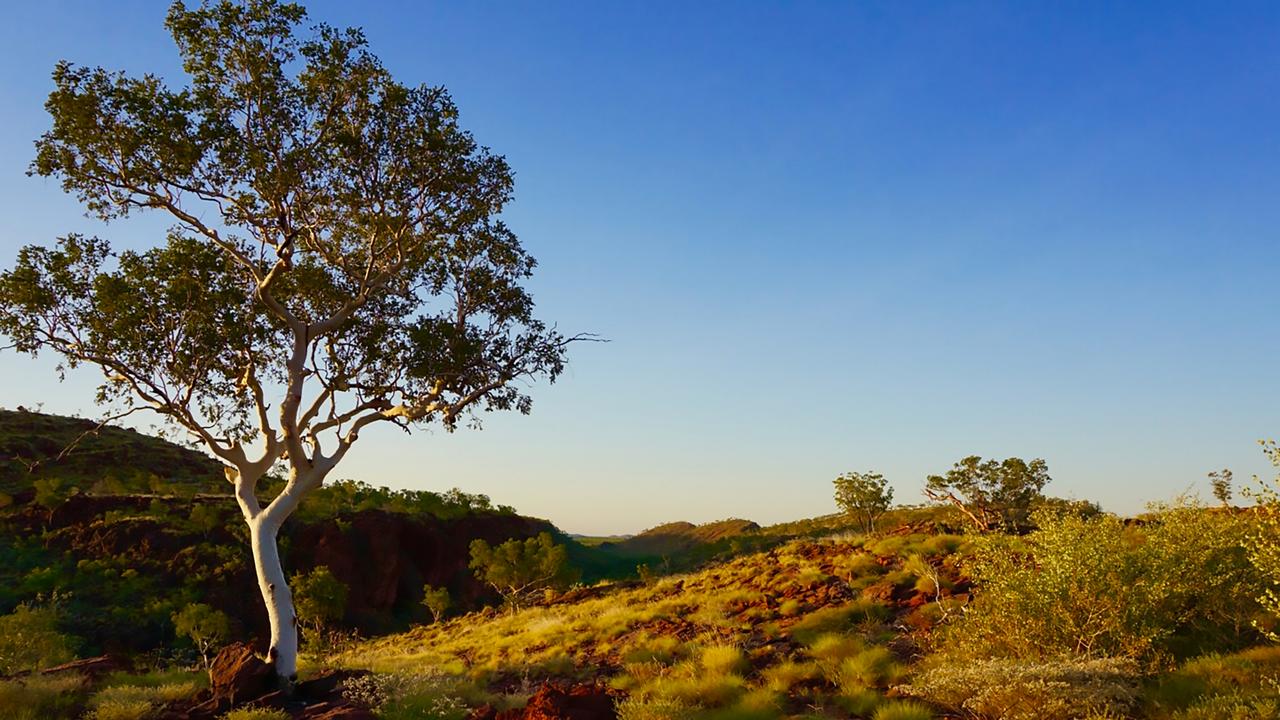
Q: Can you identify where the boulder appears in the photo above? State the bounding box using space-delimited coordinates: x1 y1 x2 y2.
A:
208 642 275 705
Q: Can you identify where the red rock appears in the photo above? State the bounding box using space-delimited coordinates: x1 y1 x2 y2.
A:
480 683 616 720
208 642 275 705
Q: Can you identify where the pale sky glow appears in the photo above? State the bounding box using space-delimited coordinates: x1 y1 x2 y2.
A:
1 2 1278 535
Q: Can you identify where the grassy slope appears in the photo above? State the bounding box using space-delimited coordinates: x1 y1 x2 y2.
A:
339 527 970 718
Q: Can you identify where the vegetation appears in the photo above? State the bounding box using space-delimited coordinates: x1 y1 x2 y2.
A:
924 455 1051 532
291 566 349 645
422 586 451 624
171 602 230 669
0 0 577 681
833 471 893 533
469 532 577 611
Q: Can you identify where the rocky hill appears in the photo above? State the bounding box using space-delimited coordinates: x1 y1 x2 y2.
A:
0 409 223 496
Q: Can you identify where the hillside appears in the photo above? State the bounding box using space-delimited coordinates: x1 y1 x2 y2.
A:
338 526 968 718
0 409 223 496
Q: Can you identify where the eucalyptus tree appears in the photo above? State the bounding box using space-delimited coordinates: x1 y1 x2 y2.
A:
833 470 893 533
924 456 1050 532
0 0 578 683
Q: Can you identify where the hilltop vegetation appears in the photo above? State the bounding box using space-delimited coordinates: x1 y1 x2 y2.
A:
0 409 222 497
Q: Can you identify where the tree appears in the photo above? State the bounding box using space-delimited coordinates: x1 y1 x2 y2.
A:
924 456 1050 532
469 532 576 611
0 0 579 684
421 584 451 623
172 602 231 669
833 471 893 533
291 566 348 643
1208 468 1233 507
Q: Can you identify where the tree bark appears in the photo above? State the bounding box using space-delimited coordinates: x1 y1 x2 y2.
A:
249 514 298 684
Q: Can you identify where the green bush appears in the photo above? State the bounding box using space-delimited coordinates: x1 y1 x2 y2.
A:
0 604 78 674
946 500 1262 664
900 656 1140 720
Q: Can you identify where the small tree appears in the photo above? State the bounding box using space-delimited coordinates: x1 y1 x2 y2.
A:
33 477 78 525
0 0 579 683
833 471 893 533
1208 468 1233 507
924 456 1050 532
172 602 231 670
291 566 348 644
469 532 575 611
421 584 451 623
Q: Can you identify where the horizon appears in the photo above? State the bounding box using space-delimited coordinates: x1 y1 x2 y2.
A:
2 1 1279 536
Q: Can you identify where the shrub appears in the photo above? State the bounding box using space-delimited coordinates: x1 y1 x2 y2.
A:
760 660 819 693
807 633 864 681
422 585 451 624
836 646 903 690
700 645 748 676
946 500 1262 664
171 603 230 669
291 566 349 642
615 696 694 720
872 700 935 720
899 656 1140 720
790 600 887 645
0 603 79 675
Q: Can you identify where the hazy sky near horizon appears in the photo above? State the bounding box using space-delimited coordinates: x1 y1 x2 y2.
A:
1 1 1278 535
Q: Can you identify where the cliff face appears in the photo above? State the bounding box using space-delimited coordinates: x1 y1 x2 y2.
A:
1 493 557 650
292 510 557 633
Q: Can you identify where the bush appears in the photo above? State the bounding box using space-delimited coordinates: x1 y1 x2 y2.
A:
946 501 1262 664
899 656 1140 720
291 566 348 642
0 603 79 674
872 700 935 720
469 533 577 611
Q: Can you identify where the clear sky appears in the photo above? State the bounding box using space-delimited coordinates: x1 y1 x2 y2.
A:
1 1 1278 535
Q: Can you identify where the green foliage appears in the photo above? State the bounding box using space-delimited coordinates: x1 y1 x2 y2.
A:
1146 645 1280 718
871 700 935 720
469 532 576 610
901 656 1141 720
1209 468 1234 506
833 471 894 533
293 480 512 523
422 585 451 623
0 603 79 674
924 455 1050 532
171 602 230 668
1248 441 1280 641
947 500 1263 664
291 566 348 640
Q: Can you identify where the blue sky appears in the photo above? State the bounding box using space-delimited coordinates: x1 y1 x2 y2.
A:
1 1 1278 534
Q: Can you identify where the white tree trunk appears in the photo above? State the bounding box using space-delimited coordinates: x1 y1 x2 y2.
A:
249 515 298 683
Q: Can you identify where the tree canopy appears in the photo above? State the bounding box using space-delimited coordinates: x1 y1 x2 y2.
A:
924 456 1050 532
833 471 893 533
0 0 581 681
